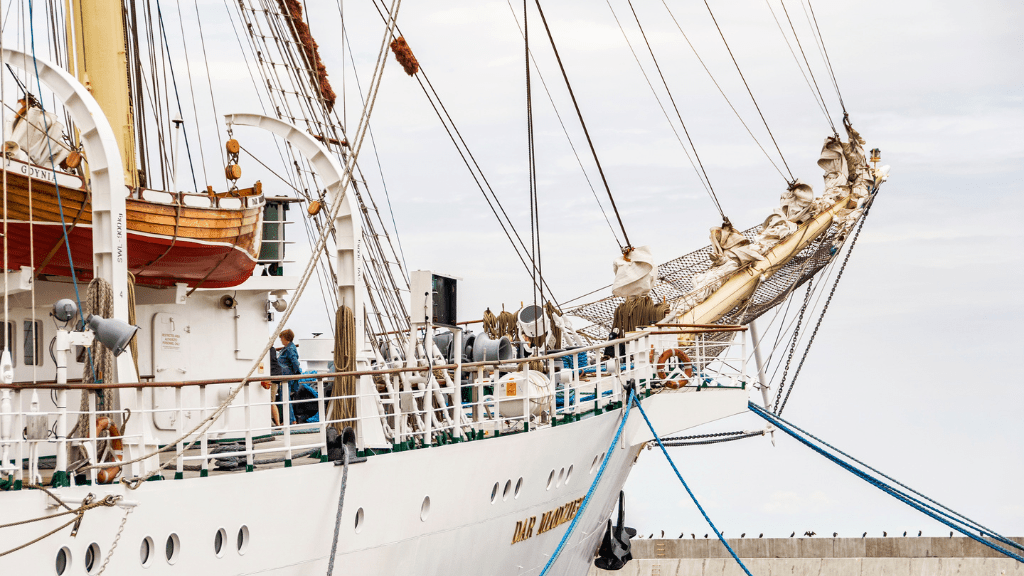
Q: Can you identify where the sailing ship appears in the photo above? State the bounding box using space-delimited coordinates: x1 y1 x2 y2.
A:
0 1 886 575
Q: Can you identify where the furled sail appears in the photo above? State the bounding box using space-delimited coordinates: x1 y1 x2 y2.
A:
3 104 69 166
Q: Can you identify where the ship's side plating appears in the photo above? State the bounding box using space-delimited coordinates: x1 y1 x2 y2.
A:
0 387 746 575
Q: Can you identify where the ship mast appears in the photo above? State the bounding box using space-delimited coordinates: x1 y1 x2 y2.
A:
66 0 138 188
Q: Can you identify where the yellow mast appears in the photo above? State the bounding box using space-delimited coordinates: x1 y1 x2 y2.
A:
67 0 137 187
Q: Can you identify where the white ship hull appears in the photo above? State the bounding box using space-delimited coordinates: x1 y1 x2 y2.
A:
1 389 746 575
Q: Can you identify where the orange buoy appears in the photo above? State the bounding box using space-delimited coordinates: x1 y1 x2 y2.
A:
95 417 124 484
656 348 693 389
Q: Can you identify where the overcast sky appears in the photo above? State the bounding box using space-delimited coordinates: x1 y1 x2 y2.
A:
296 0 1022 538
12 0 1018 540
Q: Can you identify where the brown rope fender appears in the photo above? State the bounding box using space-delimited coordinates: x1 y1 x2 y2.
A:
389 36 419 76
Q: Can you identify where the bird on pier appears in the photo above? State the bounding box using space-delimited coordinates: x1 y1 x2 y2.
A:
883 532 887 537
862 533 867 538
833 532 838 538
691 534 696 540
741 533 746 538
804 531 816 537
647 534 653 539
660 530 665 538
949 532 954 538
758 534 763 539
918 531 922 537
790 532 795 538
704 534 709 539
903 531 907 537
679 533 685 538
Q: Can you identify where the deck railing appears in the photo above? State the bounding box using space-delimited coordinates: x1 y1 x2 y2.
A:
0 327 749 486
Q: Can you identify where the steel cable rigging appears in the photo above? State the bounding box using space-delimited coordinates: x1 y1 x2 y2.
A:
700 0 795 183
532 0 633 252
657 0 790 185
505 0 623 250
367 0 562 305
623 0 726 222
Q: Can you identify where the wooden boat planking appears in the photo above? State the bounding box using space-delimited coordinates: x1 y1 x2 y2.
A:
1 157 265 288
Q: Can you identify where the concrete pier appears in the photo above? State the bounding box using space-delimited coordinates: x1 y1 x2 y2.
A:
588 537 1024 575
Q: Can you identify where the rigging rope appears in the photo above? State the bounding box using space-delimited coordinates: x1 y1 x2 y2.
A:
657 0 789 184
154 0 200 193
633 396 753 576
623 0 726 221
325 444 351 575
701 0 794 183
763 0 831 127
749 403 1024 561
805 1 847 116
776 0 836 134
532 0 632 251
505 0 622 249
538 390 635 576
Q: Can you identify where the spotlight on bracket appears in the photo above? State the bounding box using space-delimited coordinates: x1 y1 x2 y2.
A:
52 299 78 323
86 315 140 357
272 298 287 313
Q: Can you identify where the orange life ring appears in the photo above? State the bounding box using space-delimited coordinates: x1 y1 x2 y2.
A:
95 417 124 484
656 348 694 389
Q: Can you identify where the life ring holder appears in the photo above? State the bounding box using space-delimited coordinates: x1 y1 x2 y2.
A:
655 348 694 389
95 417 124 484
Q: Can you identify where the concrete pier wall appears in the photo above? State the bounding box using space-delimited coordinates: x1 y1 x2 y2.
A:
588 537 1024 576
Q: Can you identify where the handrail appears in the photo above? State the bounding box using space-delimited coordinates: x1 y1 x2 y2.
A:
0 326 727 390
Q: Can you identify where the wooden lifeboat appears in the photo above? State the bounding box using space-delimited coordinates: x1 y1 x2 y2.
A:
1 157 264 288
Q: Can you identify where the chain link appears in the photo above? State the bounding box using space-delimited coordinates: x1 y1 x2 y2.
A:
777 196 875 415
772 279 814 412
95 506 132 576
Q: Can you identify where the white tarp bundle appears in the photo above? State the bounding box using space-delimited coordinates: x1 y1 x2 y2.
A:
4 105 69 167
611 245 657 298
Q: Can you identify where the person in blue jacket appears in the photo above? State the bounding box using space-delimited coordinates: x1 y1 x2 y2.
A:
277 329 301 424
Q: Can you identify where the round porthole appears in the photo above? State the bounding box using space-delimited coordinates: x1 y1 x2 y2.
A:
55 547 70 575
165 534 180 564
420 496 431 522
514 477 523 499
140 537 153 567
566 465 574 485
546 470 555 490
237 526 250 554
85 543 100 573
354 508 364 533
502 479 512 501
557 467 565 488
214 528 226 557
490 482 499 503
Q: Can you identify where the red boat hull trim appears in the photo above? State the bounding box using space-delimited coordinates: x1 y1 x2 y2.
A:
3 221 258 288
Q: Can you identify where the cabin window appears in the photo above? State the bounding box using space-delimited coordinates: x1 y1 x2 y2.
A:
24 320 43 366
0 321 15 367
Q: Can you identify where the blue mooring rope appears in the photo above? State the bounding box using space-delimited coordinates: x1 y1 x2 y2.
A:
540 392 753 576
538 391 635 576
749 402 1024 563
633 397 754 576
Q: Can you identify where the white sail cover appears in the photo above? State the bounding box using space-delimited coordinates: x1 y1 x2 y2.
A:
611 245 657 298
670 124 875 318
4 106 69 166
